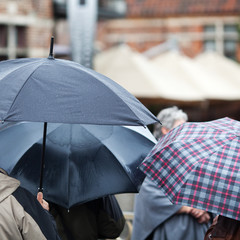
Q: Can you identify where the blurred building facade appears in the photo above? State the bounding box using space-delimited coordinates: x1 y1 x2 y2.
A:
97 0 240 61
1 0 239 61
0 0 54 60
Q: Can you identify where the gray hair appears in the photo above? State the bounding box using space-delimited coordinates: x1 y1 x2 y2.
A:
153 106 188 140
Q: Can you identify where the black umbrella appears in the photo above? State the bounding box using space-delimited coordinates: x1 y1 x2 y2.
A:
0 122 156 208
0 38 159 192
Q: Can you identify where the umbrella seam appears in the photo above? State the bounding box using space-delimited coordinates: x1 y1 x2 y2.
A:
81 125 146 191
96 145 139 191
57 61 147 126
4 59 46 120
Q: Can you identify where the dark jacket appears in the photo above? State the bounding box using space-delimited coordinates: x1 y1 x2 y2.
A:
0 173 61 240
50 197 125 240
50 202 99 240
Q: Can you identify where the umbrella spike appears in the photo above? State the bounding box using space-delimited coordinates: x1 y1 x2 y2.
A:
48 36 54 59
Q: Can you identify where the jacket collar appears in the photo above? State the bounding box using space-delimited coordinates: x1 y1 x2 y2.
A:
0 173 20 202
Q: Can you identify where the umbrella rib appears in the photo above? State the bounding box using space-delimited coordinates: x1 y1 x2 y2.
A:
104 143 139 189
81 125 140 191
95 145 138 192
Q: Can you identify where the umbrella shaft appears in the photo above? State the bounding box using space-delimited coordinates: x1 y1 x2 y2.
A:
39 122 47 192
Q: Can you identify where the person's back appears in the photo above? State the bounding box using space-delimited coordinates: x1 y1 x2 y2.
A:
0 170 60 240
132 177 210 240
132 106 211 240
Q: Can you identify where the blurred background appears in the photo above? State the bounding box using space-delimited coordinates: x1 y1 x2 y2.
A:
1 1 240 238
1 0 240 123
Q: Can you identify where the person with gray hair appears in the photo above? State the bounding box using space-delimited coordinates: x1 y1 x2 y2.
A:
153 106 188 140
132 106 212 240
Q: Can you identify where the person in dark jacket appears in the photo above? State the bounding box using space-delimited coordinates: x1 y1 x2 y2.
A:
0 168 61 240
132 106 212 240
50 196 125 240
50 201 101 240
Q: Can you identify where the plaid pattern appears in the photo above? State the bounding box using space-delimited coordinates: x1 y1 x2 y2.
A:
140 117 240 221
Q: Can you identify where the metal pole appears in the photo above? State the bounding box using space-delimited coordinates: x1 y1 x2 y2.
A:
67 0 97 68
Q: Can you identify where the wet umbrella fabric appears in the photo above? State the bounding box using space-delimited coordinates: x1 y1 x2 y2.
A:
140 117 240 221
0 56 159 193
0 122 156 208
0 57 157 126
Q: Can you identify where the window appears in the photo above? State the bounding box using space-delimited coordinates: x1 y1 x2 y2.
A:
224 40 237 60
16 26 26 48
203 23 238 59
0 55 7 61
204 40 216 51
203 25 216 52
0 24 27 59
98 0 126 18
224 24 238 32
0 25 7 48
204 25 215 33
79 0 86 5
224 24 238 60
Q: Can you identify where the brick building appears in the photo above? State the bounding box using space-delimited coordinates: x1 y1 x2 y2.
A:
0 0 54 60
97 0 240 60
95 0 240 123
1 0 239 61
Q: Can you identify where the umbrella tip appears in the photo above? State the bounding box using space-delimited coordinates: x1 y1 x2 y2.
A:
48 36 55 59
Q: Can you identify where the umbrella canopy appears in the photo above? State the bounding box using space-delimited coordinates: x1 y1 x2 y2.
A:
195 51 240 90
152 51 240 100
140 117 240 221
94 44 161 98
0 46 159 193
0 57 158 126
0 122 156 208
